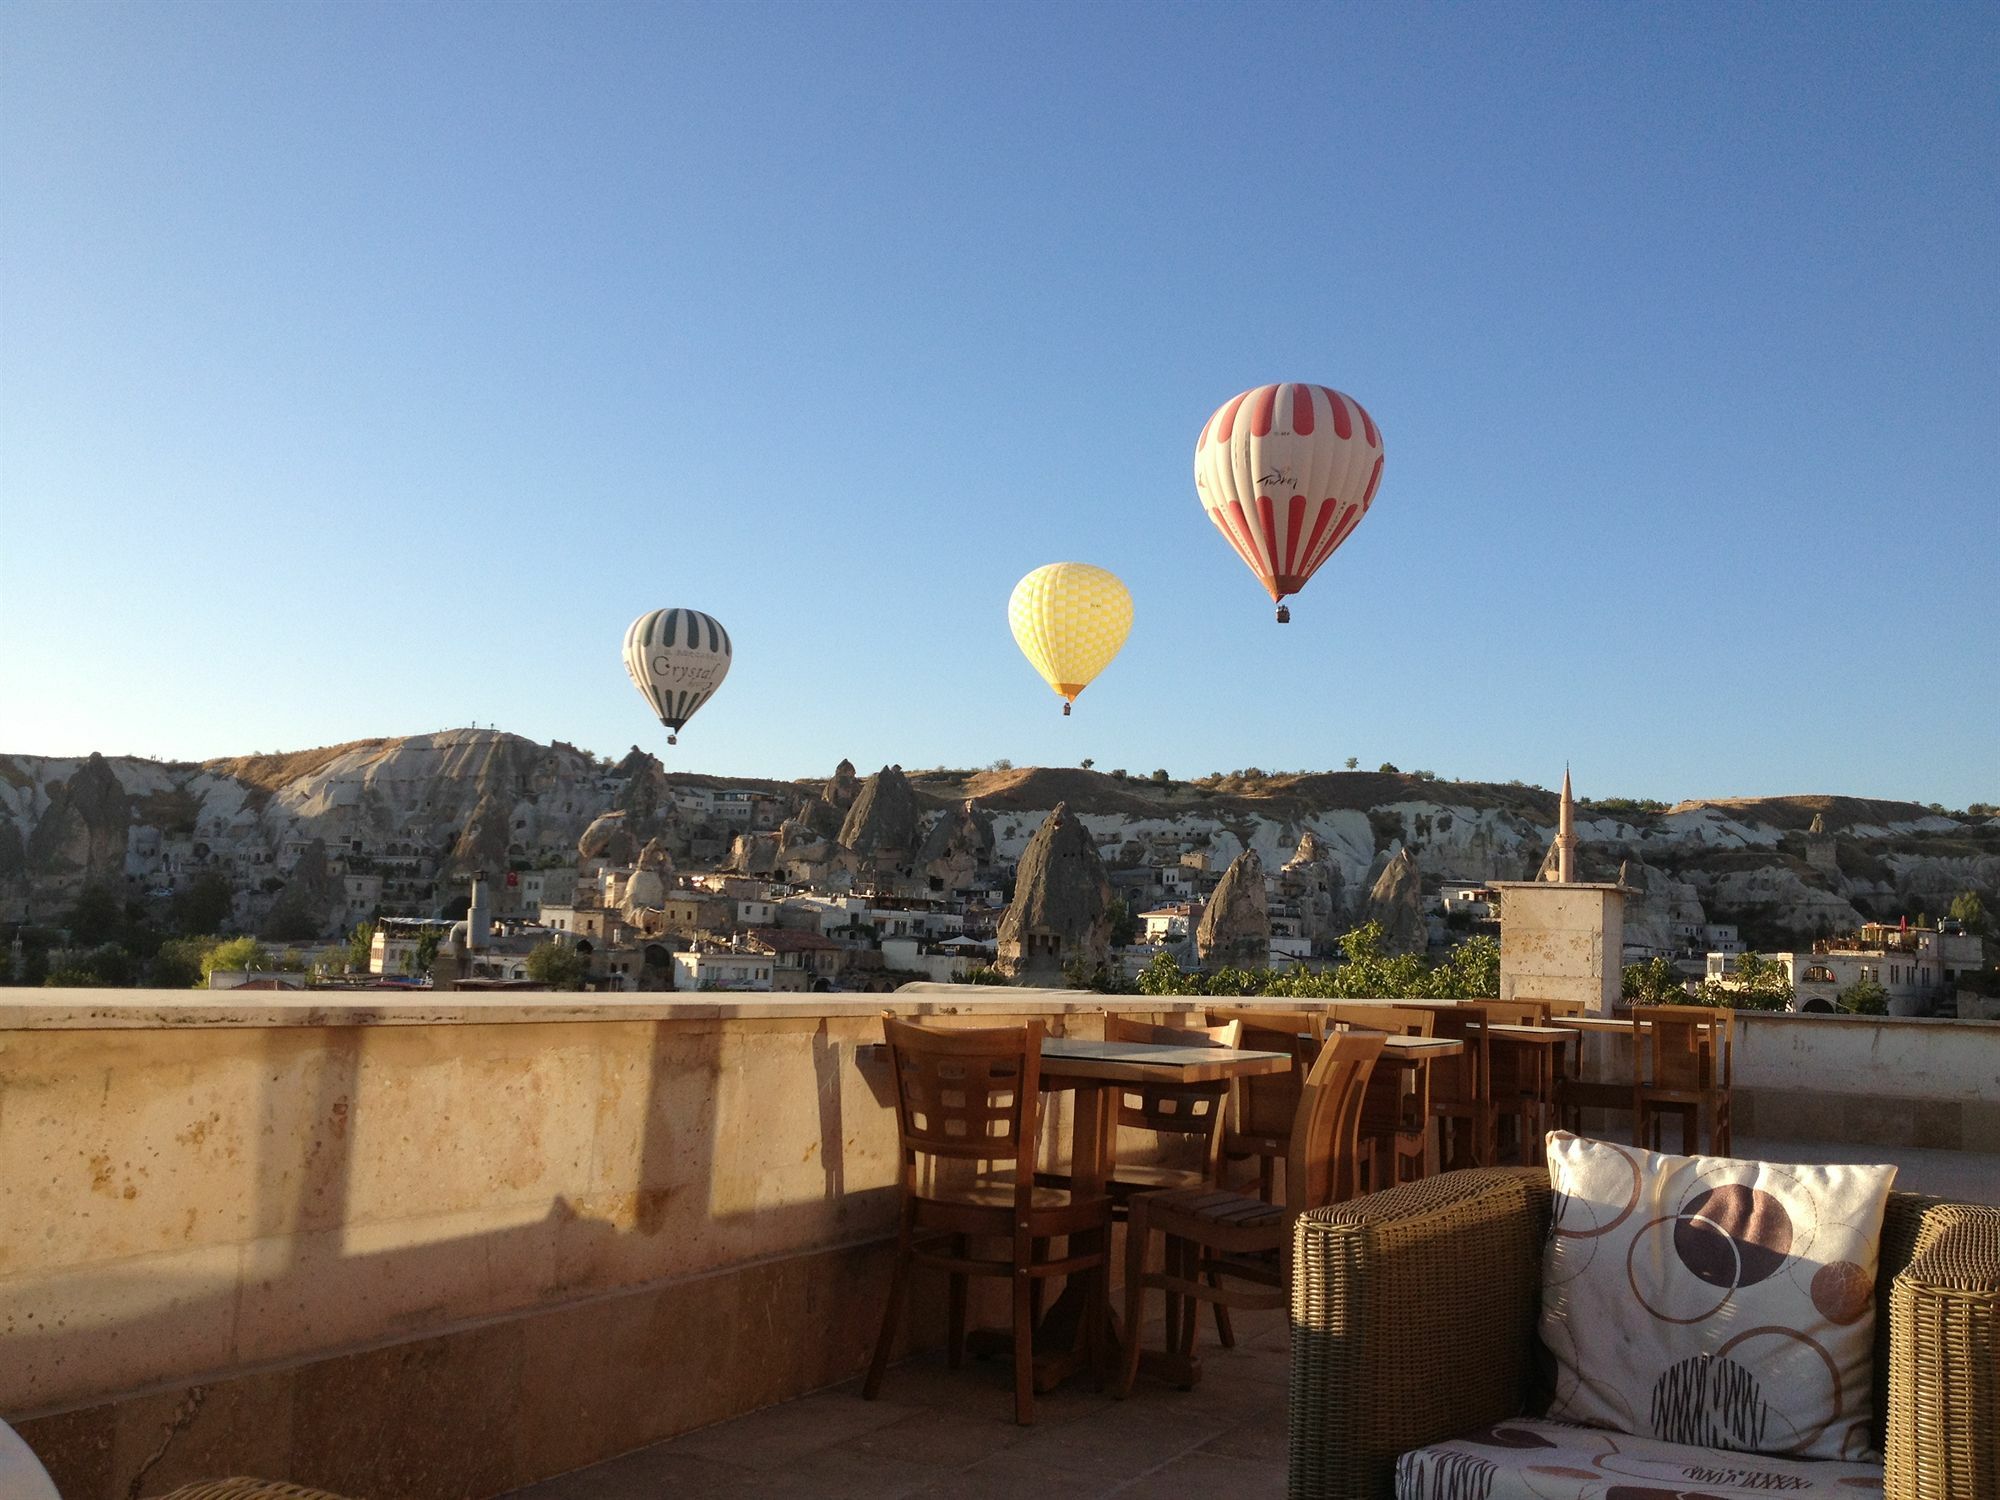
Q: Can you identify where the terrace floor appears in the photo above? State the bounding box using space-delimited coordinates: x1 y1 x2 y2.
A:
502 1136 1999 1500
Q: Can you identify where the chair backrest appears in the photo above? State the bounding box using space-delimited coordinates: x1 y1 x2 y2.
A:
1424 1002 1491 1109
1283 1029 1387 1215
1631 1004 1727 1092
1325 1003 1434 1037
1543 998 1589 1020
1102 1015 1241 1141
1207 1008 1326 1144
880 1018 1043 1185
1483 999 1550 1027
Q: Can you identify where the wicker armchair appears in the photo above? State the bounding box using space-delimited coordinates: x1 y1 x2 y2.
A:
1287 1167 1999 1500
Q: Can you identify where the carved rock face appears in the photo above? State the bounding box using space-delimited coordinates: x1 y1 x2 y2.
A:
1197 849 1270 969
839 766 920 859
997 802 1111 980
1365 847 1427 955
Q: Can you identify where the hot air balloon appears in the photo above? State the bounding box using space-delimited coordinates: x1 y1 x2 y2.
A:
622 608 731 745
1007 563 1132 716
1193 382 1384 622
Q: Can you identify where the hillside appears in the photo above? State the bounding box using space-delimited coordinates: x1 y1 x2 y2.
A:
2 729 1993 951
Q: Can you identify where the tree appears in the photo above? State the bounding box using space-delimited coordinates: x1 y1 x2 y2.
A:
1377 762 1400 774
201 936 270 981
411 928 444 975
1948 891 1987 932
65 882 125 946
1106 898 1138 948
171 873 234 935
1080 758 1094 770
1344 757 1359 770
525 940 586 991
150 937 209 988
1836 976 1888 1015
1150 769 1170 784
340 920 376 974
1622 957 1685 1005
1699 950 1792 1012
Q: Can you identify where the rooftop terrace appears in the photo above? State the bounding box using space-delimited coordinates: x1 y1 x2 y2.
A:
3 988 1995 1498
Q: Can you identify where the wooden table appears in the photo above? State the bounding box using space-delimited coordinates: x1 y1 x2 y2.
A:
857 1033 1292 1391
1475 1022 1576 1163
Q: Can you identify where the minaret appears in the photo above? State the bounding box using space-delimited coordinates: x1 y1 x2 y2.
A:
1556 767 1577 884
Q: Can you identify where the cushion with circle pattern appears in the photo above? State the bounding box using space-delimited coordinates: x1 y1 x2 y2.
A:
1395 1418 1883 1499
1540 1132 1896 1462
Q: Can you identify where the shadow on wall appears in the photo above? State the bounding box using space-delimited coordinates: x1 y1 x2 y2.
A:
6 1013 915 1500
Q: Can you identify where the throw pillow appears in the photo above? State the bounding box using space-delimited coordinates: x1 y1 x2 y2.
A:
1540 1131 1896 1462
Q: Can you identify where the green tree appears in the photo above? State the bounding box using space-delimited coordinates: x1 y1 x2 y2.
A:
1836 976 1888 1015
43 967 101 987
1344 757 1359 770
1150 769 1170 784
200 936 270 981
1377 762 1399 774
65 882 126 946
150 937 210 988
340 920 376 974
411 928 444 975
1699 950 1791 1012
1106 898 1139 948
525 940 587 991
171 873 235 935
1948 891 1987 932
1622 957 1685 1005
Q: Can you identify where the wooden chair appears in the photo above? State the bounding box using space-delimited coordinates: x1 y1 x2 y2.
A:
1632 1004 1733 1155
1205 1007 1328 1201
1420 1002 1493 1170
1034 1016 1244 1348
863 1018 1111 1424
1480 999 1554 1162
1326 1006 1435 1189
1543 997 1589 1020
1115 1029 1385 1395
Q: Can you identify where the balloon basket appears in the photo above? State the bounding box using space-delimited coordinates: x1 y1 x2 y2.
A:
667 733 678 745
1062 702 1072 717
1275 604 1290 624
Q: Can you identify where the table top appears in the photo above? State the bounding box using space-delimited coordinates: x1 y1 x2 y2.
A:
1552 1015 1650 1034
1037 1036 1294 1084
1480 1022 1580 1043
1304 1032 1466 1060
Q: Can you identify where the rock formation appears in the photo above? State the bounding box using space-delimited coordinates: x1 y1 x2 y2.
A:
24 752 129 896
915 800 993 894
1364 847 1426 955
1616 858 1706 955
996 803 1111 981
1197 849 1271 970
1280 831 1347 953
261 838 342 940
839 766 921 870
578 811 641 870
822 758 860 812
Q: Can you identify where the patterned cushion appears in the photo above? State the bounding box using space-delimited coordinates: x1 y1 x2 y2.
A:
1540 1133 1896 1462
1396 1419 1883 1499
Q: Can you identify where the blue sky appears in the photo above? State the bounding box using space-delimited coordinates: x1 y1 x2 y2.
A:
3 2 1995 805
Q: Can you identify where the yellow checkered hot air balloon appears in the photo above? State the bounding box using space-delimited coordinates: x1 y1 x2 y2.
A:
1007 563 1133 716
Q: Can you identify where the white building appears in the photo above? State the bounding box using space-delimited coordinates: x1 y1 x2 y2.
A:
672 949 773 992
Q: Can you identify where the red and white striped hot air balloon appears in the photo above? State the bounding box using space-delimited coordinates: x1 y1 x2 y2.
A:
1193 383 1384 623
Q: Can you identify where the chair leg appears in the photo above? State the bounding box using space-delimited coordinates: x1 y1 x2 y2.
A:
863 1221 913 1401
1209 1270 1235 1348
1011 1261 1035 1426
1117 1205 1149 1398
1162 1236 1183 1358
947 1234 967 1370
1176 1248 1201 1361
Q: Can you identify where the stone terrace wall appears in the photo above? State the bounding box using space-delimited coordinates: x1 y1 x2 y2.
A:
0 988 1197 1499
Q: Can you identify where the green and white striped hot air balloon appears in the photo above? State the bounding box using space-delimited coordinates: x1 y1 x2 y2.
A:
622 608 732 746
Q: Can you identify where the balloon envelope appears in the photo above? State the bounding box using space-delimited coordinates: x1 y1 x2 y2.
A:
623 608 732 744
1007 563 1132 713
1193 383 1383 616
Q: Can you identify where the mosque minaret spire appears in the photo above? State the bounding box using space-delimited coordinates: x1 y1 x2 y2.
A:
1556 765 1577 884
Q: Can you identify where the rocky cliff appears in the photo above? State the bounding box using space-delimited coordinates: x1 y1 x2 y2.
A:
2 734 1992 951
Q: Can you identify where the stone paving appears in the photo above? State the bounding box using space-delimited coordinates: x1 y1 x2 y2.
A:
504 1305 1293 1499
502 1135 1997 1499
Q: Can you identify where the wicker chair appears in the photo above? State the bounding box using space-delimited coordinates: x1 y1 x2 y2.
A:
1286 1167 1999 1499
